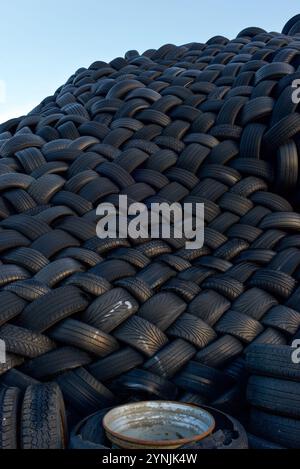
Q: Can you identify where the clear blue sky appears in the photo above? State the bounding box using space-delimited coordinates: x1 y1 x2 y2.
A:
1 0 300 122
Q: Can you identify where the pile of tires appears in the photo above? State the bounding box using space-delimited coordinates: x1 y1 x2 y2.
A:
1 15 300 448
246 344 300 449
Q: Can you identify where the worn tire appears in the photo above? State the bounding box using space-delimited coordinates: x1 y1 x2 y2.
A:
246 344 300 381
249 408 300 449
21 383 67 449
0 387 20 449
247 375 300 418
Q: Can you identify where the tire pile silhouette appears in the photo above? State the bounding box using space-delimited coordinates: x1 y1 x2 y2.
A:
1 14 300 448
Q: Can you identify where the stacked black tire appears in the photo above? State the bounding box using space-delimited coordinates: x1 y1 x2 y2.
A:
246 344 300 448
0 383 67 449
1 15 300 448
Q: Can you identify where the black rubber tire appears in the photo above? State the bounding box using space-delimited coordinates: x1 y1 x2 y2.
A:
21 383 67 449
237 26 265 37
0 134 45 158
225 262 258 283
137 262 176 290
167 313 217 349
0 324 55 358
286 285 300 310
215 310 264 343
255 63 294 85
260 212 300 231
245 327 287 352
250 191 292 212
282 14 300 34
174 361 235 400
20 346 92 380
224 357 248 383
262 305 300 335
214 238 250 261
0 291 27 326
114 316 168 357
74 408 107 442
247 375 300 418
88 347 143 382
249 269 296 299
56 247 101 267
17 286 89 332
0 229 30 254
242 96 274 125
34 258 83 288
0 264 29 287
115 277 153 303
56 367 115 416
111 368 177 400
289 20 300 34
4 279 51 302
30 230 80 259
246 344 300 381
211 384 246 416
70 407 109 448
195 335 243 368
82 288 138 333
188 290 230 326
239 123 266 159
239 206 271 227
268 247 300 275
143 339 196 378
64 272 111 296
91 258 136 282
69 435 108 449
249 408 300 449
232 287 277 320
2 247 49 273
196 255 232 273
49 318 119 357
1 214 50 241
247 433 285 450
0 387 20 449
250 230 285 251
263 113 300 151
276 141 298 189
138 292 186 331
162 278 201 302
0 369 39 392
201 275 244 301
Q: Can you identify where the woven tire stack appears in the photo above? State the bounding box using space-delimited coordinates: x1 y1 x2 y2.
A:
246 344 300 449
1 15 300 448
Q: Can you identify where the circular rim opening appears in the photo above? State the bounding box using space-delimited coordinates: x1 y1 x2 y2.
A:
103 400 216 447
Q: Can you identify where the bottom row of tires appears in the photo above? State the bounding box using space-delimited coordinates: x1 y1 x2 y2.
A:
0 381 248 449
0 383 67 449
248 409 300 449
1 343 299 449
246 344 300 449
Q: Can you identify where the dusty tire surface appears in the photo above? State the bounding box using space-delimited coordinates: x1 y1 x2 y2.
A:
0 387 20 449
21 383 67 449
246 344 300 381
